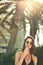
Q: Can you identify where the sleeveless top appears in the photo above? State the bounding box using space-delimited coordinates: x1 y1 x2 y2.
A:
22 57 34 65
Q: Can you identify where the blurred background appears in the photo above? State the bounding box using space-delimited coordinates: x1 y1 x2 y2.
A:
0 0 43 65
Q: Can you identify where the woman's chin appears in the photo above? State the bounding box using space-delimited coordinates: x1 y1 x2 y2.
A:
28 47 31 49
26 47 31 49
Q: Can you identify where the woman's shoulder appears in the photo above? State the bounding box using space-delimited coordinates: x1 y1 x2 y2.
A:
32 55 37 59
32 54 38 63
15 51 23 56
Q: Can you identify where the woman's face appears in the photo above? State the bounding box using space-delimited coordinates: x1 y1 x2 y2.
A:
25 38 32 49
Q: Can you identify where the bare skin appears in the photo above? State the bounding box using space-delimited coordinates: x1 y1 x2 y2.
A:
15 38 38 65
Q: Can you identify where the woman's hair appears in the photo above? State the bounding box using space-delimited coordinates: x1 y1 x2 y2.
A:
22 36 35 55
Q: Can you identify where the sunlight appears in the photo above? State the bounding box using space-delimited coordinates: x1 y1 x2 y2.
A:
34 0 43 3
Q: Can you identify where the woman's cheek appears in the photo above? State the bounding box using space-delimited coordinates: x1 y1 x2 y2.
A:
27 44 32 49
25 43 27 46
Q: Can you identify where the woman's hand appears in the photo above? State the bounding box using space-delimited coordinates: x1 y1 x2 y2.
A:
23 47 29 56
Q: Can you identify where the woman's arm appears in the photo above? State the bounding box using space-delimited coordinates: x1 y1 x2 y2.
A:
34 57 38 65
32 55 38 65
15 47 29 65
15 52 26 65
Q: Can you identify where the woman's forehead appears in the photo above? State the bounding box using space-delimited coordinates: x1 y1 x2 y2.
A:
26 38 32 41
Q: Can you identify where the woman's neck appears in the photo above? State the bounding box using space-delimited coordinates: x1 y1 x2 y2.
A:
25 51 31 59
25 52 32 65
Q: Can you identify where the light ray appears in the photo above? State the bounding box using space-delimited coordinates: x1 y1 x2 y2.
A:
34 0 43 3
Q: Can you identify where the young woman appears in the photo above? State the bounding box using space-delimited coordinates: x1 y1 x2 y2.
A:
15 36 38 65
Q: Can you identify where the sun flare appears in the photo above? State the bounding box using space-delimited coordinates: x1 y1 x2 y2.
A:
34 0 43 3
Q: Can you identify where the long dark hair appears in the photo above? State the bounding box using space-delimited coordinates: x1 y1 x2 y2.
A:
22 36 35 55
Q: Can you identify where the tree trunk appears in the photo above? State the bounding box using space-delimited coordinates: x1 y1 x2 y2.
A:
30 19 38 38
6 26 18 56
6 1 26 56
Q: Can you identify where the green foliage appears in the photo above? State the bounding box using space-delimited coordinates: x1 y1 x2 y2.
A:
36 46 43 65
0 47 43 65
0 53 5 65
1 48 18 65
